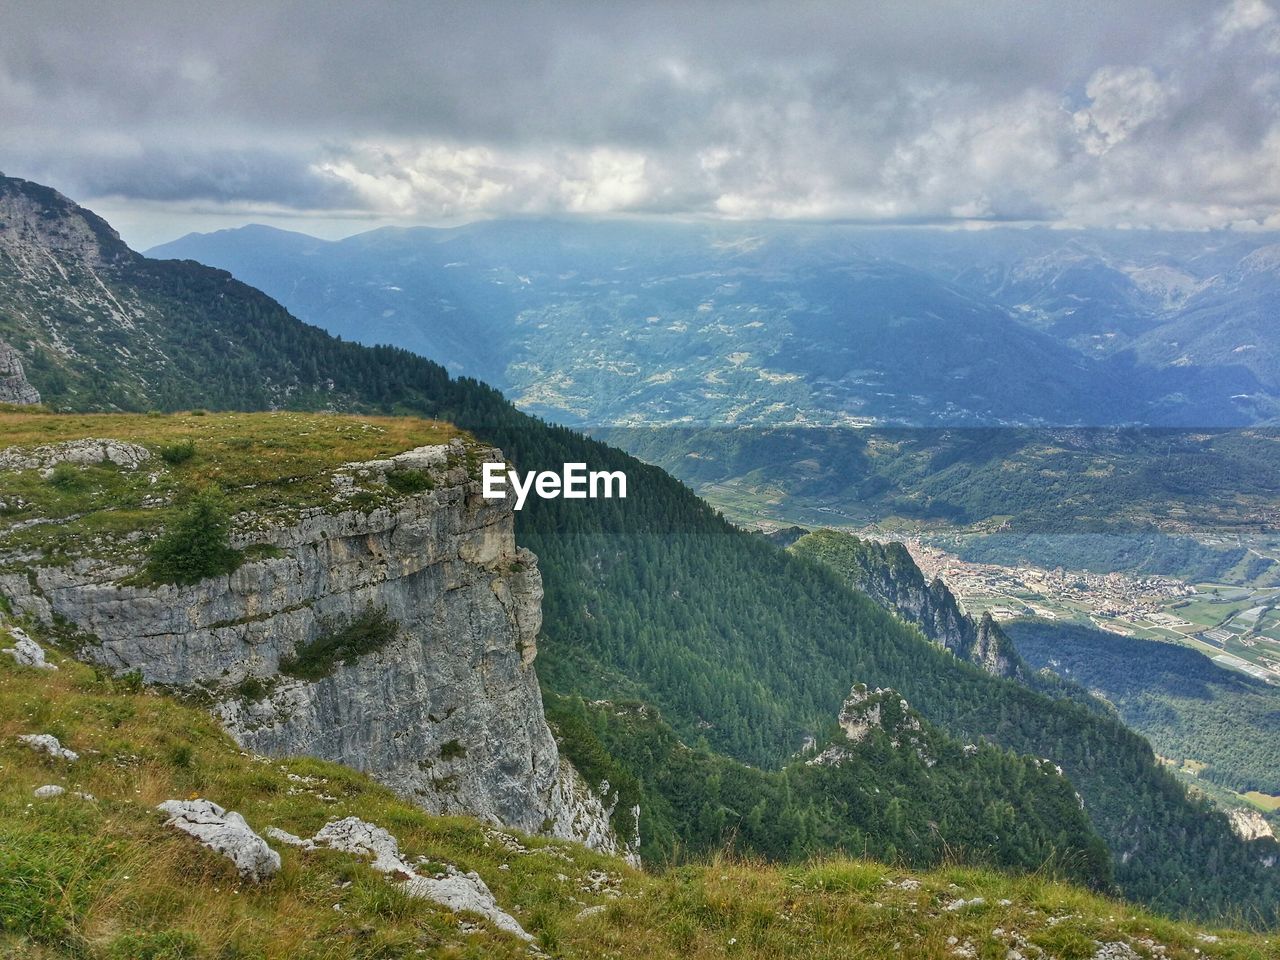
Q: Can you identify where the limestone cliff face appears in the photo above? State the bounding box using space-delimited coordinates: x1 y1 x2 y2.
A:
972 611 1019 678
0 340 39 405
0 439 635 862
1227 807 1276 844
793 533 1023 679
0 173 133 268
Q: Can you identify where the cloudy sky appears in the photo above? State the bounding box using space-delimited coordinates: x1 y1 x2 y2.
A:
3 0 1279 248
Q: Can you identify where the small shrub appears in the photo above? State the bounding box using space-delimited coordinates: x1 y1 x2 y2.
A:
386 467 434 495
235 675 271 701
167 743 194 769
46 462 88 492
159 439 197 466
145 487 241 585
116 673 144 698
347 490 380 512
279 606 399 681
440 739 467 760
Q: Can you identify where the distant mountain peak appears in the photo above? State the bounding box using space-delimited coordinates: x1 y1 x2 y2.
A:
1237 242 1280 277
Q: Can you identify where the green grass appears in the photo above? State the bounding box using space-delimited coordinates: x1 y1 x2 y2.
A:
1 625 1275 959
0 410 469 571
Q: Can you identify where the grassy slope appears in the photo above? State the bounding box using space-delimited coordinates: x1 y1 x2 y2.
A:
3 628 1275 960
0 408 465 567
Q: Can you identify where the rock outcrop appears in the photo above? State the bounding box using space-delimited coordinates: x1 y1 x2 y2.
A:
0 174 133 268
1 626 57 670
157 799 281 882
18 733 78 761
791 532 1024 678
0 439 633 860
0 340 39 405
807 683 935 768
304 816 532 940
0 438 150 473
1227 807 1276 843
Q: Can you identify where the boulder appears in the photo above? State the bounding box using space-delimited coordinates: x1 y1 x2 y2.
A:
1 628 56 670
18 733 78 761
156 798 281 882
311 816 532 941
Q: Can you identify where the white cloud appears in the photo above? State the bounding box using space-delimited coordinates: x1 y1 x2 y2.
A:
315 144 652 219
1073 67 1170 155
1217 0 1277 41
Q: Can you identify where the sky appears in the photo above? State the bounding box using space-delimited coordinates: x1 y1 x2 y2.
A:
3 0 1280 249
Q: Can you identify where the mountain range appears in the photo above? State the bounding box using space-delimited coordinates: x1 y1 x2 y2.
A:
149 221 1280 429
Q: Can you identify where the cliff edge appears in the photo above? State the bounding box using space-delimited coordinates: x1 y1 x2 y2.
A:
0 410 635 861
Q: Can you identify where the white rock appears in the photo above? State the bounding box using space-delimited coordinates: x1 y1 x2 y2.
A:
33 784 65 798
944 897 986 911
1092 944 1141 960
885 877 921 891
575 904 607 921
311 816 532 941
18 733 78 761
0 438 151 474
1 629 56 670
265 826 313 848
1227 807 1275 843
157 799 281 882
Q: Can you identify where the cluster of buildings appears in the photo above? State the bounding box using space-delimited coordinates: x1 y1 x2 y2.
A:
897 539 1196 625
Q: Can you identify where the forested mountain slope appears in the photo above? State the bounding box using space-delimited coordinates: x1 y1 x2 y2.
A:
790 530 1025 678
2 173 1278 924
1008 619 1280 799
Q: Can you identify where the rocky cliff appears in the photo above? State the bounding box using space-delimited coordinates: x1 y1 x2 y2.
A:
0 340 39 405
791 531 1024 678
806 683 935 768
0 421 635 861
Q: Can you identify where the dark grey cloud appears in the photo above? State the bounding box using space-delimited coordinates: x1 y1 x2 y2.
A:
24 147 362 208
2 0 1278 244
